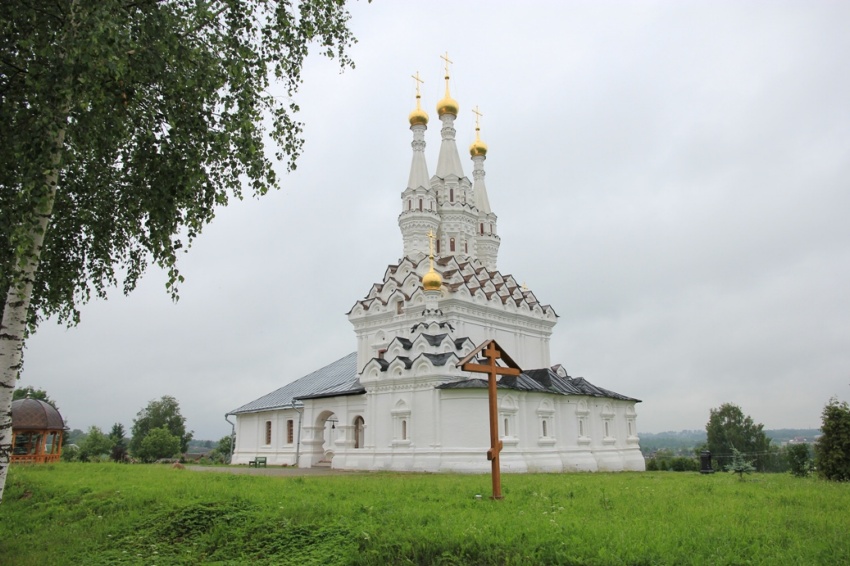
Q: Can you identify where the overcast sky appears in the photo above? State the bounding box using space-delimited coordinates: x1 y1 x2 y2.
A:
23 1 850 441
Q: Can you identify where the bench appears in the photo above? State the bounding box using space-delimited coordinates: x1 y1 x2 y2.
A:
248 456 267 468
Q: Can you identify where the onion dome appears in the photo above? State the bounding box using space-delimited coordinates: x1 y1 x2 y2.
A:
422 267 443 291
11 398 65 431
409 71 429 126
470 137 488 157
470 106 487 156
409 105 429 127
437 90 459 117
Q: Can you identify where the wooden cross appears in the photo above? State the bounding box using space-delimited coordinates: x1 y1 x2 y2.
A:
411 71 424 98
458 340 521 500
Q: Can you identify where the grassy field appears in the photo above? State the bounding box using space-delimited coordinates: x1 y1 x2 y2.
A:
0 464 848 565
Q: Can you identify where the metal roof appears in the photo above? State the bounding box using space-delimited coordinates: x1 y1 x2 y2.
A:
11 398 66 431
229 352 359 414
438 367 640 402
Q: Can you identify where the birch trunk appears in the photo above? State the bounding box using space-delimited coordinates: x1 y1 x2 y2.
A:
0 126 65 504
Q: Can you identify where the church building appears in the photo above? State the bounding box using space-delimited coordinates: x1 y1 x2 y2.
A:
229 63 645 473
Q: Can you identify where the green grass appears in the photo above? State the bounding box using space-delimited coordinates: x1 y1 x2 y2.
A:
1 464 848 565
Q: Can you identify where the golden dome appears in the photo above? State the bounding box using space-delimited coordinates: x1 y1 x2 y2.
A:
437 94 459 117
409 106 429 126
470 138 488 157
422 267 442 291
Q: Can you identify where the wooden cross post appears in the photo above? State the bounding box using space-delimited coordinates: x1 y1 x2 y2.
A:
459 340 521 500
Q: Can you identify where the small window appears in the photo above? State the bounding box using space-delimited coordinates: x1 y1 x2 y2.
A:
287 420 294 444
436 240 440 254
604 421 610 437
503 418 509 437
450 238 455 252
265 421 272 445
378 348 387 360
408 199 412 211
450 188 454 202
464 241 468 253
542 420 548 437
480 223 484 235
579 419 584 437
418 198 423 211
401 420 408 440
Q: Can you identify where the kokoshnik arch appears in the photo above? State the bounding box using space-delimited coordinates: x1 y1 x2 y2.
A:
228 57 645 473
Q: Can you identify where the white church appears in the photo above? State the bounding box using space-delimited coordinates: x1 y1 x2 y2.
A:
229 65 645 473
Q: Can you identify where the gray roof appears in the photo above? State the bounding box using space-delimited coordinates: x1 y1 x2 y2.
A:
438 367 640 402
229 352 359 414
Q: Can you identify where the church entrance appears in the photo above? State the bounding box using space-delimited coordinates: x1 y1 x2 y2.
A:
313 411 337 467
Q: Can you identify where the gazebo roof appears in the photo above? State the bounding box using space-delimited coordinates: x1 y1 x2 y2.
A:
11 398 65 431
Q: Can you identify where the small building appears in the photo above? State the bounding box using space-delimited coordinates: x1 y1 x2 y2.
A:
11 397 66 464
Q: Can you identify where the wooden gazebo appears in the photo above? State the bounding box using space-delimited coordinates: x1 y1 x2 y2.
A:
11 397 66 464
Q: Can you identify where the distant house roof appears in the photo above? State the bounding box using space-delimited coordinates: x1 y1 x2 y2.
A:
438 367 640 402
229 352 360 414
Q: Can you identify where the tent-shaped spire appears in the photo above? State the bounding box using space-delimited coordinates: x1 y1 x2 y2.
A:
435 52 464 179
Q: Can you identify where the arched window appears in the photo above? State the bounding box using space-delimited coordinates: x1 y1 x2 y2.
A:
287 420 294 444
436 240 440 254
503 418 509 437
480 223 484 235
401 420 408 440
408 199 412 211
604 421 610 437
464 241 468 253
542 420 548 437
450 188 454 202
418 198 423 211
450 238 455 252
354 416 365 449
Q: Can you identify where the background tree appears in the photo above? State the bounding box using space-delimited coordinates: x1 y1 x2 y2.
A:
130 396 192 456
108 423 128 463
208 434 233 464
706 403 772 472
816 398 850 481
12 386 58 408
78 426 115 462
0 0 360 503
135 427 181 463
787 444 813 478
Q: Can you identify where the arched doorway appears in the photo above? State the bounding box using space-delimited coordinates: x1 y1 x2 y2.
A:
353 416 365 449
313 411 337 466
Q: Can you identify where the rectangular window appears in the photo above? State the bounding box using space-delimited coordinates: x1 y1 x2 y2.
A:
265 421 272 445
287 420 294 444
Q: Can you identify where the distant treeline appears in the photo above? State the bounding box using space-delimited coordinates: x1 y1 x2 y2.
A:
641 429 821 455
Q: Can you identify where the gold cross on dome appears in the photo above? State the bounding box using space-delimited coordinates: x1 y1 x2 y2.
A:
440 51 453 78
472 106 483 137
411 71 424 97
427 229 435 258
472 105 483 127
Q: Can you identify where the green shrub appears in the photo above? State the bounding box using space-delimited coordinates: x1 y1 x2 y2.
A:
787 444 812 477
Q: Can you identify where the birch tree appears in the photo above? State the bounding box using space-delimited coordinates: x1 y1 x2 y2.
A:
0 0 360 503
